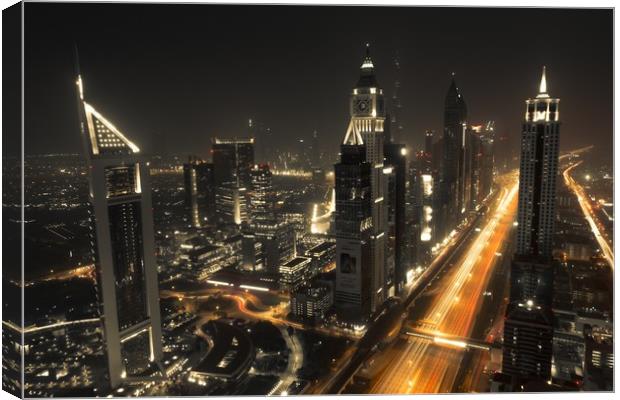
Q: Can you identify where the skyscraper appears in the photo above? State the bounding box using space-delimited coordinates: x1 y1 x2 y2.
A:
183 157 215 228
311 130 320 167
342 44 388 312
501 67 560 386
390 51 403 144
516 67 560 259
425 130 434 155
248 164 274 222
439 74 468 238
212 137 254 188
334 143 373 322
75 74 163 388
384 143 407 295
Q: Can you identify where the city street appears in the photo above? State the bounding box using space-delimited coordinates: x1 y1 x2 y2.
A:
365 174 519 394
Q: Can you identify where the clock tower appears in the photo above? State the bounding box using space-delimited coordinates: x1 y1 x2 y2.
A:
340 44 388 315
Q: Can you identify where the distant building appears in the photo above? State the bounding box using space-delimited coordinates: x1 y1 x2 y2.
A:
76 74 163 388
252 220 296 274
424 130 434 154
440 74 468 236
279 256 312 291
248 164 275 222
290 284 332 323
305 241 336 276
212 138 254 188
384 143 407 295
241 229 265 272
215 183 248 225
183 158 215 227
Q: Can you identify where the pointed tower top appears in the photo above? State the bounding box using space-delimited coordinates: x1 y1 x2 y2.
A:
357 43 378 87
537 66 549 98
361 43 374 70
74 44 84 100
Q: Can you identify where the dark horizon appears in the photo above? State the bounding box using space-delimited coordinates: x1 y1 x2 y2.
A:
21 4 613 161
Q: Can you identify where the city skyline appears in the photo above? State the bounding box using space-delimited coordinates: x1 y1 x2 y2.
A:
21 4 612 159
3 2 614 398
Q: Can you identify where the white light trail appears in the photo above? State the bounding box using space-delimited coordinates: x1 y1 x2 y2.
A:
563 162 614 269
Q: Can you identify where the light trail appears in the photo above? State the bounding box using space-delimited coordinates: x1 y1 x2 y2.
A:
3 318 100 334
368 175 519 394
563 161 614 269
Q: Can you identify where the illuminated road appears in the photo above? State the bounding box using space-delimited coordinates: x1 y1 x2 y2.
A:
563 161 614 269
366 175 519 394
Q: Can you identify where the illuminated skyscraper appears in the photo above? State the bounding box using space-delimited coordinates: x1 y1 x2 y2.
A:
501 67 560 386
516 67 560 259
425 130 434 154
342 44 388 311
334 143 373 321
212 137 254 188
384 143 407 295
183 157 215 228
75 74 163 388
439 74 468 240
249 164 274 222
390 51 403 144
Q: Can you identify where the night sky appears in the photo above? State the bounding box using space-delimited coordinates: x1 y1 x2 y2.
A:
23 4 612 161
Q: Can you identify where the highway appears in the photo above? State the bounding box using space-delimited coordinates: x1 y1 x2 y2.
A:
563 161 614 269
364 174 519 394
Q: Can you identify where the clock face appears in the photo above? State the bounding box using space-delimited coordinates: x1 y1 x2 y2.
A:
355 98 370 114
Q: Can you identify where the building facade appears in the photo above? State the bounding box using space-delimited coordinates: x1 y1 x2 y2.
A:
501 67 561 387
439 75 468 240
334 143 373 322
212 138 254 188
341 44 388 313
183 157 215 228
76 74 163 388
516 67 560 259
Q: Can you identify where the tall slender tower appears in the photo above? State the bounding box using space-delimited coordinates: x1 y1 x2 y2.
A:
501 67 560 386
343 44 388 312
390 51 403 144
75 74 163 388
516 66 560 258
439 74 468 239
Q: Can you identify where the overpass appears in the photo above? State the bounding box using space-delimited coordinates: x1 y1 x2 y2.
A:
402 327 502 352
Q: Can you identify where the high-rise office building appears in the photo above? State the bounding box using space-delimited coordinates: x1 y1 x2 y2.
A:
248 164 274 222
501 67 561 386
439 74 468 236
75 74 163 388
469 122 495 209
384 143 407 295
311 130 320 167
342 44 388 312
215 183 248 225
249 118 272 164
516 67 560 259
390 51 403 144
334 143 373 322
183 157 215 228
425 130 434 154
212 138 254 187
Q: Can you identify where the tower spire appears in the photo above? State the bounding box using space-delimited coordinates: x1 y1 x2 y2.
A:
74 44 84 100
537 66 549 98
